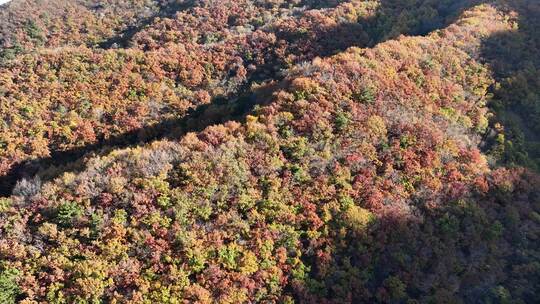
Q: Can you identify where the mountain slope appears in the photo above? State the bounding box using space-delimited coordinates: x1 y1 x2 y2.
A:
0 2 539 303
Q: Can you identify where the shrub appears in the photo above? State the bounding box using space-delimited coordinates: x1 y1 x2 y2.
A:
12 176 42 199
55 201 83 227
334 111 351 131
0 266 20 304
24 20 45 44
218 245 240 270
352 86 376 104
344 205 374 232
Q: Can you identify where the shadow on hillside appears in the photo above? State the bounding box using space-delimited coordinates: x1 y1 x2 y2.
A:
0 72 286 196
273 0 482 61
369 0 484 46
479 0 540 170
290 168 540 303
297 0 347 9
0 0 485 196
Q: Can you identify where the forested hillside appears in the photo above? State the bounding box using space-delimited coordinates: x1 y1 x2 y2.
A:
0 0 539 303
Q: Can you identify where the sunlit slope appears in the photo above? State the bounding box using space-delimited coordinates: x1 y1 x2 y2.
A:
0 0 488 188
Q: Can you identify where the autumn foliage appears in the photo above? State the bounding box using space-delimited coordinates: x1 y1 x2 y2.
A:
0 0 539 303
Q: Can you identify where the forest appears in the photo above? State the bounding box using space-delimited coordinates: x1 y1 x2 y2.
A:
0 0 539 303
